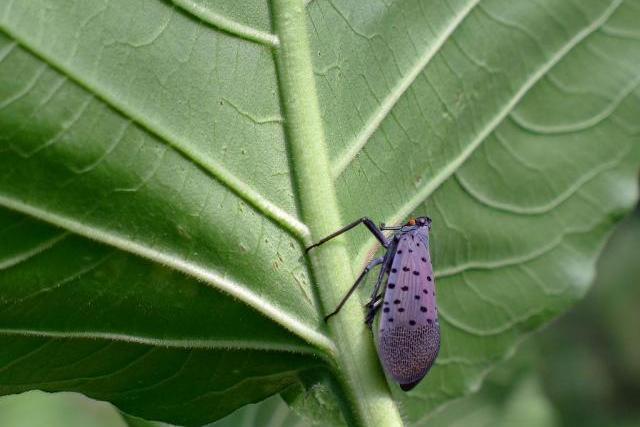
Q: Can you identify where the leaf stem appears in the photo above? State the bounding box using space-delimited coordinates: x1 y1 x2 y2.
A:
270 1 404 426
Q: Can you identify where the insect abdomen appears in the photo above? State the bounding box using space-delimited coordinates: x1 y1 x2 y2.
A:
378 323 440 390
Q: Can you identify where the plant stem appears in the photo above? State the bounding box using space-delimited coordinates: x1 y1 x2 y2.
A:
270 1 404 426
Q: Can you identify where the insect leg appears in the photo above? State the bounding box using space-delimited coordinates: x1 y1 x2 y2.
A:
324 256 384 322
364 292 383 307
360 251 395 328
365 298 383 328
366 246 395 308
305 217 389 252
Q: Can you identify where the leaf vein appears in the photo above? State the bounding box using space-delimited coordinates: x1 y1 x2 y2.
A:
0 28 309 241
170 0 279 47
510 73 640 134
331 0 481 177
0 328 319 355
378 0 624 228
0 232 68 270
453 142 630 215
0 196 335 355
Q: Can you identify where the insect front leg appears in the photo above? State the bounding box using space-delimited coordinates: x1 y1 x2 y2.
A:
324 256 385 322
305 217 389 252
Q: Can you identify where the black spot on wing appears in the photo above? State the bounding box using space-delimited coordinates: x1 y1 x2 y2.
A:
383 230 429 325
382 232 433 327
381 238 411 325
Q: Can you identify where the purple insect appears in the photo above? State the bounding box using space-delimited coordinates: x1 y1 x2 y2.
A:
306 216 440 391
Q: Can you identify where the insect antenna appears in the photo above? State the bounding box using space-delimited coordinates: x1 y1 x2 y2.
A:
380 223 402 231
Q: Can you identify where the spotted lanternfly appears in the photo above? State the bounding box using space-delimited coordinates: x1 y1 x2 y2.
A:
305 217 440 391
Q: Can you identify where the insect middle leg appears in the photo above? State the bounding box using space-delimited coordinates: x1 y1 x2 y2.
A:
363 252 394 328
365 296 383 328
364 245 395 307
324 256 384 322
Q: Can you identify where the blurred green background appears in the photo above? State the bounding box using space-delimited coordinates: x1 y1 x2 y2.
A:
1 205 639 427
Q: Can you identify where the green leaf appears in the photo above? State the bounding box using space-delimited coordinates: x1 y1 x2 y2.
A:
0 0 638 426
0 391 130 427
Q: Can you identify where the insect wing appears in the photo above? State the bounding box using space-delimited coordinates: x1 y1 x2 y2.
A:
377 228 440 390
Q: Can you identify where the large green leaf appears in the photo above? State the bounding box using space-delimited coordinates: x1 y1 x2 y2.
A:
0 0 638 426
